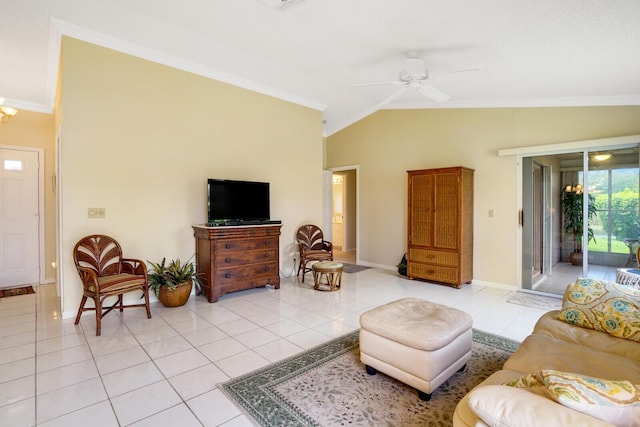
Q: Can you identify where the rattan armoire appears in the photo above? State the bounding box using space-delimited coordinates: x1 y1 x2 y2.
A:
406 167 474 288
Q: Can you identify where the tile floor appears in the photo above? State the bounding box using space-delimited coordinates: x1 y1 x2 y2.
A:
532 262 618 294
1 268 552 426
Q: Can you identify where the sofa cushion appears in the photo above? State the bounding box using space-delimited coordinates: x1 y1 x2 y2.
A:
556 277 640 342
503 334 640 384
506 369 640 426
467 385 614 427
534 310 640 360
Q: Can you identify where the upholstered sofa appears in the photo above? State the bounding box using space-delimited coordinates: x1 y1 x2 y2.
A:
453 278 640 427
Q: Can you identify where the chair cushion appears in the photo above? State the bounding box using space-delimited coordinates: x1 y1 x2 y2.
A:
302 249 332 261
92 273 146 293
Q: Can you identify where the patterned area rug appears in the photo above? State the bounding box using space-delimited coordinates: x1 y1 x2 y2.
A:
506 291 562 310
220 329 519 426
341 263 370 274
0 285 35 298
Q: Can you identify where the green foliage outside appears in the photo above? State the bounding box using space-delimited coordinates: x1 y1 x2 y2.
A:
587 167 639 254
593 189 639 241
588 238 629 254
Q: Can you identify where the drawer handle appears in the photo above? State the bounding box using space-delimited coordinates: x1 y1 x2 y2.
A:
264 254 270 258
427 254 435 259
225 258 231 263
264 240 270 246
224 273 231 278
427 269 435 274
264 267 271 272
225 244 231 249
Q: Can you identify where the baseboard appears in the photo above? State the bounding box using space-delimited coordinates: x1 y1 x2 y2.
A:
470 279 517 290
358 261 395 270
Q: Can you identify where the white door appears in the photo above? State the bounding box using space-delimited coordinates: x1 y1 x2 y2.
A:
0 148 39 288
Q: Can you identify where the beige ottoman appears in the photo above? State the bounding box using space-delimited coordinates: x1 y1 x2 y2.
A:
359 298 473 401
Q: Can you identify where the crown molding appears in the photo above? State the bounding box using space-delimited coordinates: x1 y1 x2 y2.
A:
45 18 326 115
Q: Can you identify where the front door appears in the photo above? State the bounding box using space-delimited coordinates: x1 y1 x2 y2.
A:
0 148 40 288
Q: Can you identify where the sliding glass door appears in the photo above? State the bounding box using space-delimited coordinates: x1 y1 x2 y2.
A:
522 146 639 295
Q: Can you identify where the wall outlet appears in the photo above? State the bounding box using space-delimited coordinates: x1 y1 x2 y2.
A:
88 208 106 218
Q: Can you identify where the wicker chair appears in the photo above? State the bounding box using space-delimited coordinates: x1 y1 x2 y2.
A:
73 235 152 335
296 224 333 282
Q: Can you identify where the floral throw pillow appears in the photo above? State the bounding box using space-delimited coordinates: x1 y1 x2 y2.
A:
556 277 640 342
506 369 640 426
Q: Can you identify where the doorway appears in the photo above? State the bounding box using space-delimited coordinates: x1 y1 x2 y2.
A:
0 147 41 288
329 167 358 264
522 146 639 295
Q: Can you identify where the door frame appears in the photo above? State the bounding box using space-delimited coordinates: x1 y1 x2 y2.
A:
499 134 640 289
326 165 360 263
0 144 45 285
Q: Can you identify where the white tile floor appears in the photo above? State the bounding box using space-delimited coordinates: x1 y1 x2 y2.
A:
0 268 551 426
532 262 618 294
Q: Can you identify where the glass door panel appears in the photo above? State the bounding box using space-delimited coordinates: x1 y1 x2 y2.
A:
588 148 639 271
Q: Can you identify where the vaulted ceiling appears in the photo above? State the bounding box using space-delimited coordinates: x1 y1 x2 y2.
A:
2 0 640 135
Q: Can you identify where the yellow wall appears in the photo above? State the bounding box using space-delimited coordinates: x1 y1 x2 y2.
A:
59 37 323 316
326 107 640 287
0 109 56 282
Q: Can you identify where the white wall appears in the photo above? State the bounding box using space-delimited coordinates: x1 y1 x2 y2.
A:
59 37 323 317
326 107 640 288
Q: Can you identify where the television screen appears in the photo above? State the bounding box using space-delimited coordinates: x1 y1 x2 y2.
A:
207 179 270 224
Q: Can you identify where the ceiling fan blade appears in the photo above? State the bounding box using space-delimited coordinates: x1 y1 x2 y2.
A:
418 84 450 102
355 81 405 87
377 87 409 107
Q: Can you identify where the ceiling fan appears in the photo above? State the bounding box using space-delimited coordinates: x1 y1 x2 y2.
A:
356 55 473 106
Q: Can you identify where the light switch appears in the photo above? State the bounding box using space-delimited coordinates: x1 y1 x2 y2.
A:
488 209 494 218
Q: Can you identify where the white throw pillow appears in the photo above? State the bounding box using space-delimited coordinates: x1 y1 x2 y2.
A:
506 369 640 427
467 385 616 427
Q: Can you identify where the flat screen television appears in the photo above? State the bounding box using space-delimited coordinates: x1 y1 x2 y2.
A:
207 179 273 225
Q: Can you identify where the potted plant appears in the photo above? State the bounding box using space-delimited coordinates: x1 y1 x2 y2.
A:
147 257 201 307
561 186 597 266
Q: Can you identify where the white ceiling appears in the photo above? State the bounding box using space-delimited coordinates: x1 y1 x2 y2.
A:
2 0 640 136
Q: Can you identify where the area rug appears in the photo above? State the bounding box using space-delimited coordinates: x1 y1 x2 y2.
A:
220 329 519 426
341 263 370 274
506 291 562 310
0 285 35 298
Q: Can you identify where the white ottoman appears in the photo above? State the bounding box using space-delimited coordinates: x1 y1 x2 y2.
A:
359 298 473 401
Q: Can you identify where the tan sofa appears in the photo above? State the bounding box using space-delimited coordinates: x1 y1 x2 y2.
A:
453 310 640 426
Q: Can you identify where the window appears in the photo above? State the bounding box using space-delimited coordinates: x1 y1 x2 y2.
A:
588 167 639 255
3 159 22 170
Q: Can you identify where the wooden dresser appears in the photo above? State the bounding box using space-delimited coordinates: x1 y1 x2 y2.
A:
193 224 281 303
407 167 474 288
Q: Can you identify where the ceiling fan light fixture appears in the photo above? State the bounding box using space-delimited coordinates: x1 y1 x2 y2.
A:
0 97 18 124
399 58 427 82
592 153 612 161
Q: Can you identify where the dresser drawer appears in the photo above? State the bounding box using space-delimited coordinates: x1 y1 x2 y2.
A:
409 248 459 267
214 262 278 284
215 249 276 267
215 237 278 252
408 263 459 284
